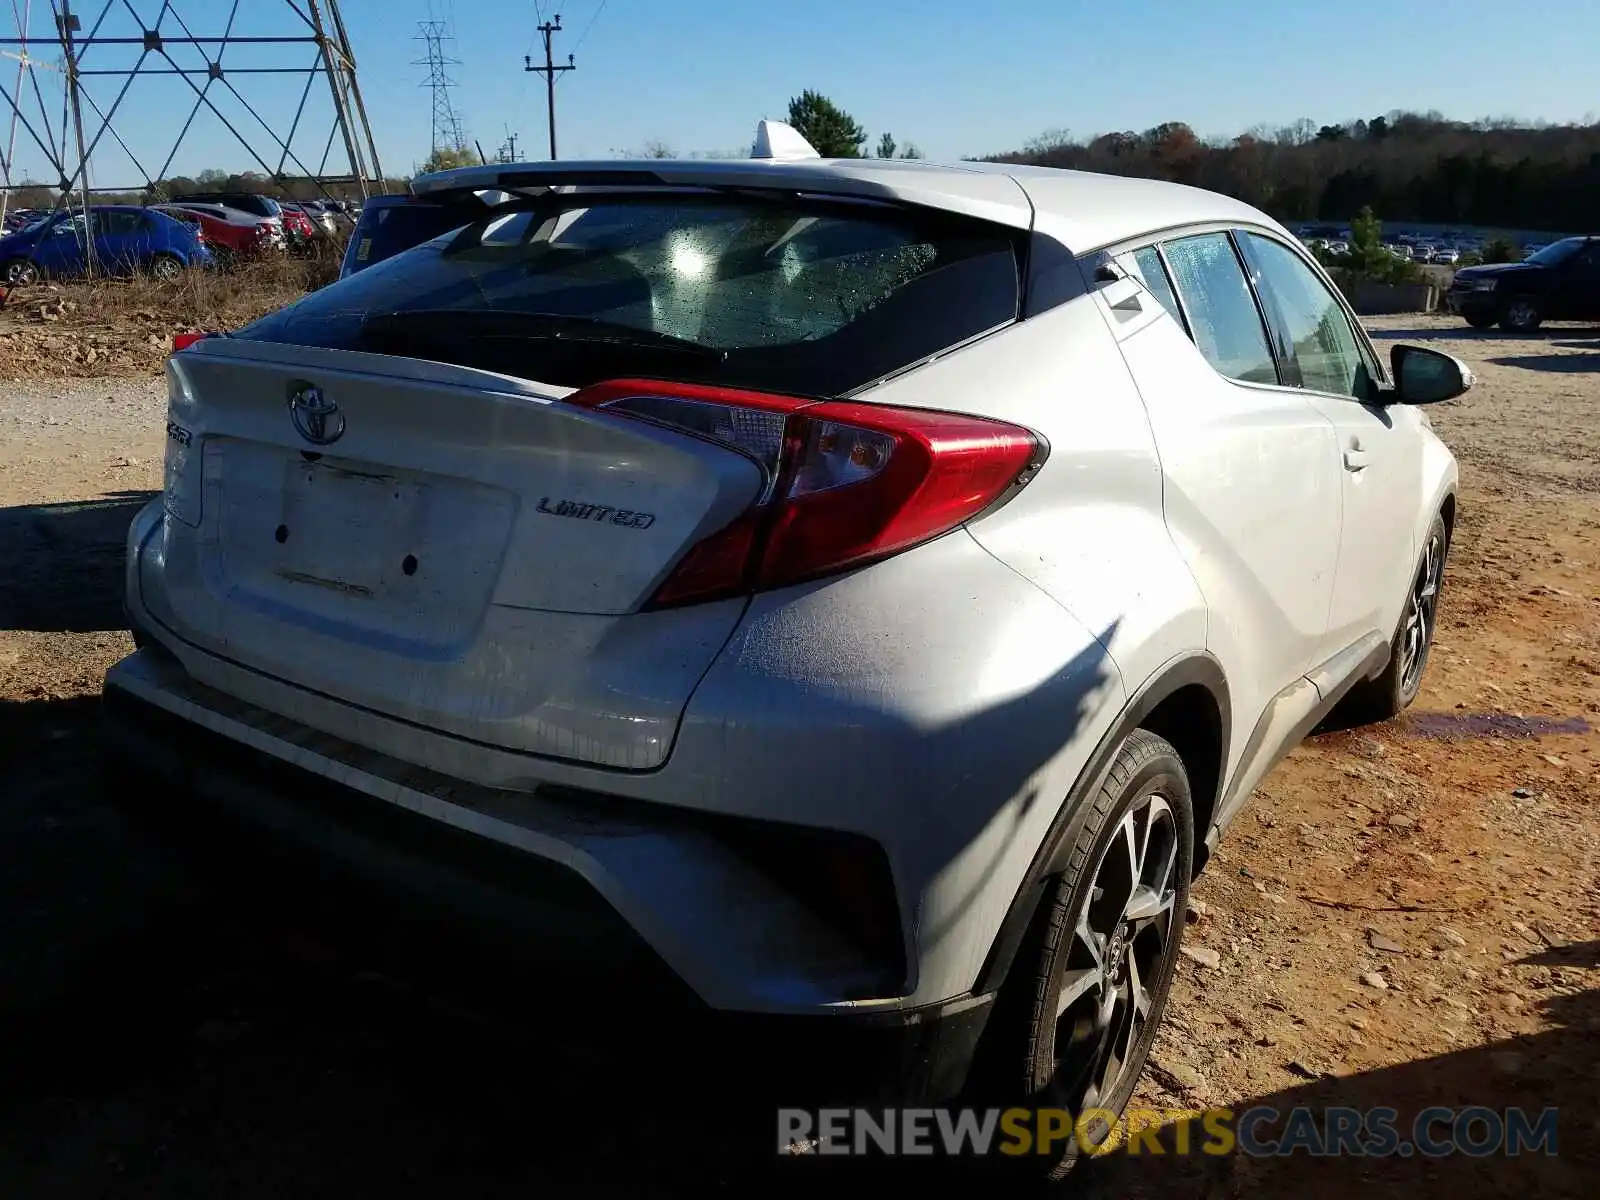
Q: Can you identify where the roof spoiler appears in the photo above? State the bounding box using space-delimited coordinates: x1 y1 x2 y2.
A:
413 120 824 197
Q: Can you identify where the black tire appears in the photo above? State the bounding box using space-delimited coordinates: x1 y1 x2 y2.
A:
149 253 184 282
1462 312 1496 330
3 257 38 285
1336 511 1449 725
1500 297 1542 332
978 729 1194 1181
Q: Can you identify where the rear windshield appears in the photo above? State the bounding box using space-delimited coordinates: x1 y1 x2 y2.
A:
238 194 1021 395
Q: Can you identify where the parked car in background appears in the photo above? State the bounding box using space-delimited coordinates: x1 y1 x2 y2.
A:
152 202 281 262
1327 240 1349 255
272 203 318 248
110 125 1468 1178
338 192 474 279
144 205 209 252
282 201 337 239
169 191 283 222
170 201 283 246
3 207 46 232
1445 235 1600 330
0 205 213 283
1431 247 1460 265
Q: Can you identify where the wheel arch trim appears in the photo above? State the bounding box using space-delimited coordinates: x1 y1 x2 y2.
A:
971 652 1229 997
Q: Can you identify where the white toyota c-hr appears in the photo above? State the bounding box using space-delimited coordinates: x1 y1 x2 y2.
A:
106 123 1466 1172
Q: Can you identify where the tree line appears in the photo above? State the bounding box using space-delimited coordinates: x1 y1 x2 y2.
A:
780 94 1600 233
986 111 1600 233
10 102 1598 234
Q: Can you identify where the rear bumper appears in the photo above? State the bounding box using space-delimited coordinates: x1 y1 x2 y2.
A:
101 656 993 1105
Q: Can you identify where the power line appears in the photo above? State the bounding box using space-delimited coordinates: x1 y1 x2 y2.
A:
522 14 573 160
525 0 544 58
568 0 608 57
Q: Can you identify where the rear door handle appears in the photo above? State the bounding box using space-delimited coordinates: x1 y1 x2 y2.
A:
1343 447 1370 471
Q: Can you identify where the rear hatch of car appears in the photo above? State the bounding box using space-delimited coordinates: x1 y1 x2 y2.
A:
147 187 1025 769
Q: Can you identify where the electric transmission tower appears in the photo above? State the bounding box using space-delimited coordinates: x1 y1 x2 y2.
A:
0 0 386 216
415 20 467 156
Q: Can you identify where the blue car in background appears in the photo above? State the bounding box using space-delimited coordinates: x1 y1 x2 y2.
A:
0 205 213 284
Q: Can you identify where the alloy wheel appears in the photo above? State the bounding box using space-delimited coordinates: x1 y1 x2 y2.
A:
1051 791 1180 1138
1505 299 1538 330
1400 528 1445 695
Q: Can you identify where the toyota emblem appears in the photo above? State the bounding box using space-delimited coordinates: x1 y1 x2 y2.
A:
287 383 345 446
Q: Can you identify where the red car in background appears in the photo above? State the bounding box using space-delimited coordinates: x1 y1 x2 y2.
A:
152 203 281 261
276 204 317 247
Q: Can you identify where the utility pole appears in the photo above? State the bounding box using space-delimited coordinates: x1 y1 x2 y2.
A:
503 131 520 163
523 15 574 160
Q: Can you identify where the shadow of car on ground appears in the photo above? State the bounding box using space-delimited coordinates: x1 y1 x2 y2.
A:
0 491 157 632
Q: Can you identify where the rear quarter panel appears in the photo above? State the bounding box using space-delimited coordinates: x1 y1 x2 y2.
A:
671 527 1127 1004
862 289 1210 709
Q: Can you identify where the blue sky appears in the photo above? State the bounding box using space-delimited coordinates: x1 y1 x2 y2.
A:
4 0 1596 185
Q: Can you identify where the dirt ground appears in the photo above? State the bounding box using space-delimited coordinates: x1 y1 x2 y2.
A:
0 313 1595 1196
0 255 331 381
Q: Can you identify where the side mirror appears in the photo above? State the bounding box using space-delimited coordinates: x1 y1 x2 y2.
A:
1390 344 1474 405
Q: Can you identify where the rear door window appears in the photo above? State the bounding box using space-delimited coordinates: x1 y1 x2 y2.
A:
1160 232 1279 386
242 194 1022 396
1115 245 1185 329
95 210 144 236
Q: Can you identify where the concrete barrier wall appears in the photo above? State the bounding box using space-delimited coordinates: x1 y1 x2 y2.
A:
1342 281 1439 315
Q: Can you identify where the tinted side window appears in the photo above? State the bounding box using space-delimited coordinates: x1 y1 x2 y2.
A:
1115 246 1185 328
1242 232 1370 399
96 211 144 236
1160 233 1277 385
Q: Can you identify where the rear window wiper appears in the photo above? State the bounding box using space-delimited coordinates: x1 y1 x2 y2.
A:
358 309 727 363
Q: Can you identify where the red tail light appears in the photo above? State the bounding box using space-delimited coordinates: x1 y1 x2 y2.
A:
566 378 1044 608
173 332 208 351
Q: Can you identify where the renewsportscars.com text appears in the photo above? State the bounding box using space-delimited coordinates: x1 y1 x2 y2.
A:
778 1105 1559 1159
